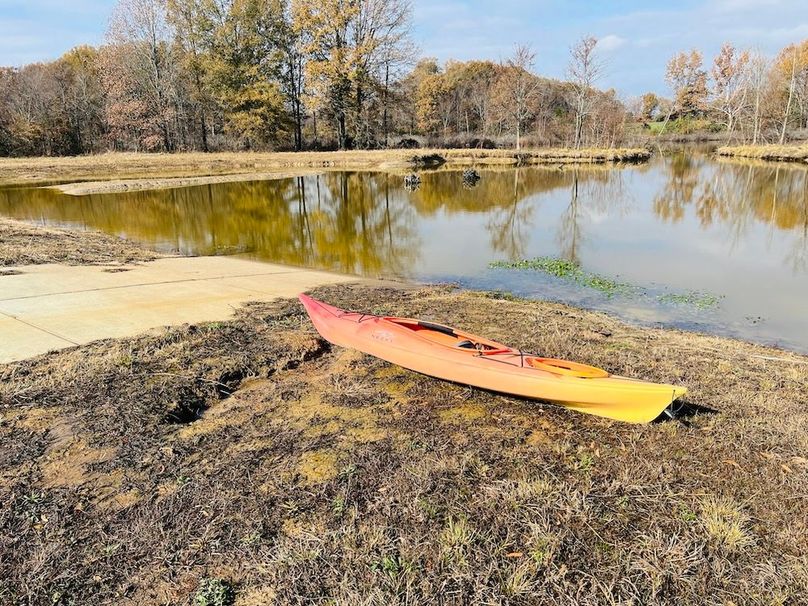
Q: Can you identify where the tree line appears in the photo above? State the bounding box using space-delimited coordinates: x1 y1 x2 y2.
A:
0 0 629 156
0 0 806 157
644 40 808 143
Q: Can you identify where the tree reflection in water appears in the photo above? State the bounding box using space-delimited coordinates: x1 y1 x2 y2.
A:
0 153 805 275
557 168 629 263
652 150 808 271
485 168 535 259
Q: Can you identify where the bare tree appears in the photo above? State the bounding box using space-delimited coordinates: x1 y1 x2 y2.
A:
745 51 770 144
780 44 798 144
711 43 750 138
566 36 604 148
493 44 540 150
106 0 178 150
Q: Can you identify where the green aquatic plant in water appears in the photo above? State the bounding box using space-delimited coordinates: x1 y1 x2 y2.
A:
489 256 722 308
657 291 724 309
489 257 634 298
580 273 635 298
490 257 581 278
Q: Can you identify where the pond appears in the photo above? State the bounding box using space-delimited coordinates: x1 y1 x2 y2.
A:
1 150 807 352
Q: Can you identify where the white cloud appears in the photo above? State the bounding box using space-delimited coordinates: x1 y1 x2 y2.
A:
596 35 626 52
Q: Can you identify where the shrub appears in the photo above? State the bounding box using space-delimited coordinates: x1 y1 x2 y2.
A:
193 578 234 606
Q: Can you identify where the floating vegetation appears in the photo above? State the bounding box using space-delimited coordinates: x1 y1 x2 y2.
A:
657 291 724 310
489 257 634 298
580 274 634 298
489 256 722 308
490 257 581 277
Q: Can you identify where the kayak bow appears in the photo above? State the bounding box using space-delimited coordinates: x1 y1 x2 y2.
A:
299 294 687 423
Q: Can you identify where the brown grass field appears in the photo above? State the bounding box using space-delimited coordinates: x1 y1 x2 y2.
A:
0 148 651 191
717 144 808 163
0 221 806 605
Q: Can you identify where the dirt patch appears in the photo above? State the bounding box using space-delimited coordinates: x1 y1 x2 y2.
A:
0 284 806 605
0 217 165 267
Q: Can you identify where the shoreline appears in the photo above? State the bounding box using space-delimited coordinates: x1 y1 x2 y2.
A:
2 216 805 358
716 143 808 163
0 147 651 195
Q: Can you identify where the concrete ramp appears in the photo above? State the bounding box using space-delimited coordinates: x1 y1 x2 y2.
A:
0 256 355 363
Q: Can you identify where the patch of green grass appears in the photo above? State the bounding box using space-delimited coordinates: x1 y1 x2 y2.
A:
114 354 133 368
575 451 595 472
657 291 723 309
331 496 347 516
338 464 358 479
529 539 550 564
193 578 234 606
417 497 440 520
679 504 698 524
372 554 405 579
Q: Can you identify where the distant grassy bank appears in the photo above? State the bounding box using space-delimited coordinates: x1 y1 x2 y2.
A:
0 148 651 194
716 143 808 163
1 219 806 605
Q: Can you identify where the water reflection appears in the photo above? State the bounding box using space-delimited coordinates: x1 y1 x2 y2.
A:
654 151 808 270
1 151 807 350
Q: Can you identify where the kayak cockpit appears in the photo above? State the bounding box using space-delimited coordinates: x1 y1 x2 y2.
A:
383 317 610 378
383 318 508 352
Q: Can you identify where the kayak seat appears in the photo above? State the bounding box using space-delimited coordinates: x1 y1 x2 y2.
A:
456 339 476 349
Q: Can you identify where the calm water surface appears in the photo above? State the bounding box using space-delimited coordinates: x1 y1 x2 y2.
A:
1 151 806 352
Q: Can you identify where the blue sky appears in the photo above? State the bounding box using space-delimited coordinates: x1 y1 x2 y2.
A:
1 0 806 97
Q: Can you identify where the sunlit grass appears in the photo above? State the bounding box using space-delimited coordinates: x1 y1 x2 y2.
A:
0 147 652 189
717 144 808 162
700 496 755 553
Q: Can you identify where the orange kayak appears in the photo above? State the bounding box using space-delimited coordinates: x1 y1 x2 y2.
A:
299 294 687 423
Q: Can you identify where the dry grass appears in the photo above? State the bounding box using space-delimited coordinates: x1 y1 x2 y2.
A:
0 148 651 191
0 217 165 267
717 144 808 163
1 283 807 605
